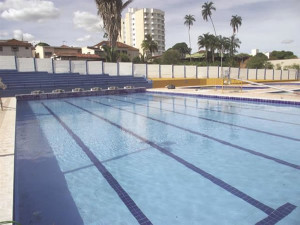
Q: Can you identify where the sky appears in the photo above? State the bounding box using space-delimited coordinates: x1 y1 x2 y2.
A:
0 0 299 56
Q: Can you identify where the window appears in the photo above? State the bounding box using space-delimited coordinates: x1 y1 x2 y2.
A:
25 47 29 49
0 47 3 51
45 52 52 57
11 46 19 52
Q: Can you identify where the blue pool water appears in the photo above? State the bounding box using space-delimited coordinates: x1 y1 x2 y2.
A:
14 93 300 225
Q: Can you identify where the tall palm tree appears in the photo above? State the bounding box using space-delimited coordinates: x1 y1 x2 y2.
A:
230 15 242 35
95 0 133 51
198 33 211 63
184 15 196 61
141 34 158 59
230 15 242 58
201 2 217 36
231 35 241 55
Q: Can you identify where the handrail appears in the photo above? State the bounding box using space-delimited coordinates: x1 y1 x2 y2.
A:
233 78 298 94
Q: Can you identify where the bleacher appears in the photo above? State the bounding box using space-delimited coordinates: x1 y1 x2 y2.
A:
0 70 152 97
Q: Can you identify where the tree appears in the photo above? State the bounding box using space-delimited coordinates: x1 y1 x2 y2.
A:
201 2 217 36
161 49 181 65
230 15 242 58
35 42 50 47
236 53 250 63
230 15 242 35
231 35 241 56
118 53 131 62
184 15 196 61
270 51 297 60
198 33 211 63
198 33 217 63
95 0 133 51
141 34 158 59
246 53 268 69
172 42 191 58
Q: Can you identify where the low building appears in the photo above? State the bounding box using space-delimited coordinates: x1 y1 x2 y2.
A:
35 45 102 60
0 39 33 58
93 41 139 60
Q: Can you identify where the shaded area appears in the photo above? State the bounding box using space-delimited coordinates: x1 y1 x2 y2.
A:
14 101 84 225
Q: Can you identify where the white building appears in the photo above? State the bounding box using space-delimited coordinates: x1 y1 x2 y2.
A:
0 39 33 58
251 49 270 59
119 8 165 56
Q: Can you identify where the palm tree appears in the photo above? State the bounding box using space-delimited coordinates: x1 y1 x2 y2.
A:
184 15 196 61
231 35 241 55
230 15 242 58
141 34 158 59
95 0 133 51
198 33 211 63
201 2 217 36
230 15 242 35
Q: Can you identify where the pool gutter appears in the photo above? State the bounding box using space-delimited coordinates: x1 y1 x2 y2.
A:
16 87 146 101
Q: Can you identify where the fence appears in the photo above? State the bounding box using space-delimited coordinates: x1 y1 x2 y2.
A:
0 56 299 81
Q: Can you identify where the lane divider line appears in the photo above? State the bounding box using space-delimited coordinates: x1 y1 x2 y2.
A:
64 100 296 223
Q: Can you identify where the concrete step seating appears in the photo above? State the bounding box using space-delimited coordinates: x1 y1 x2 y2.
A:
0 71 151 97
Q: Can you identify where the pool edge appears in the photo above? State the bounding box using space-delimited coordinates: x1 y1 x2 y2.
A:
0 97 16 222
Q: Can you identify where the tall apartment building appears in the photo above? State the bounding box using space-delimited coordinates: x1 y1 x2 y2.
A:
120 8 165 56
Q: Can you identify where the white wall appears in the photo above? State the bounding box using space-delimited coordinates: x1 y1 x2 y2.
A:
104 62 118 76
173 65 184 78
0 46 33 58
71 61 86 75
160 65 172 78
147 64 160 78
0 56 16 70
88 61 102 75
186 66 197 78
18 58 35 72
119 62 133 76
133 64 146 77
197 67 207 78
54 60 70 74
36 58 53 73
265 69 273 80
0 56 298 80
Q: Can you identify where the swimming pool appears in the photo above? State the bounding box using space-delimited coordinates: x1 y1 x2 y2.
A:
14 93 300 225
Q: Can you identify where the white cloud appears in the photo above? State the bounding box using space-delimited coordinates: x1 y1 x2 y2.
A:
13 29 35 41
76 35 92 42
281 40 294 44
0 31 10 39
73 11 103 33
0 0 60 22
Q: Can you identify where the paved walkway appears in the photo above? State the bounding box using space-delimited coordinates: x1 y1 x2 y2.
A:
147 83 300 103
0 97 16 221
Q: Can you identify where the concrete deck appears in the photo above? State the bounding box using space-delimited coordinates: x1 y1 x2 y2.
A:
0 97 16 221
147 83 300 104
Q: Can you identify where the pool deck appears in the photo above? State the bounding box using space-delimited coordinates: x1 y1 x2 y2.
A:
0 83 299 222
0 97 16 221
147 83 300 104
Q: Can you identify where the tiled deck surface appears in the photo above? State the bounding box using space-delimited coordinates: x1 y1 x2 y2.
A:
0 97 16 221
147 83 300 104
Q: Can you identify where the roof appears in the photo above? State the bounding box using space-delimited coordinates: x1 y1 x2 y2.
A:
0 39 32 47
185 51 206 59
76 54 103 59
94 41 139 51
53 52 103 59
